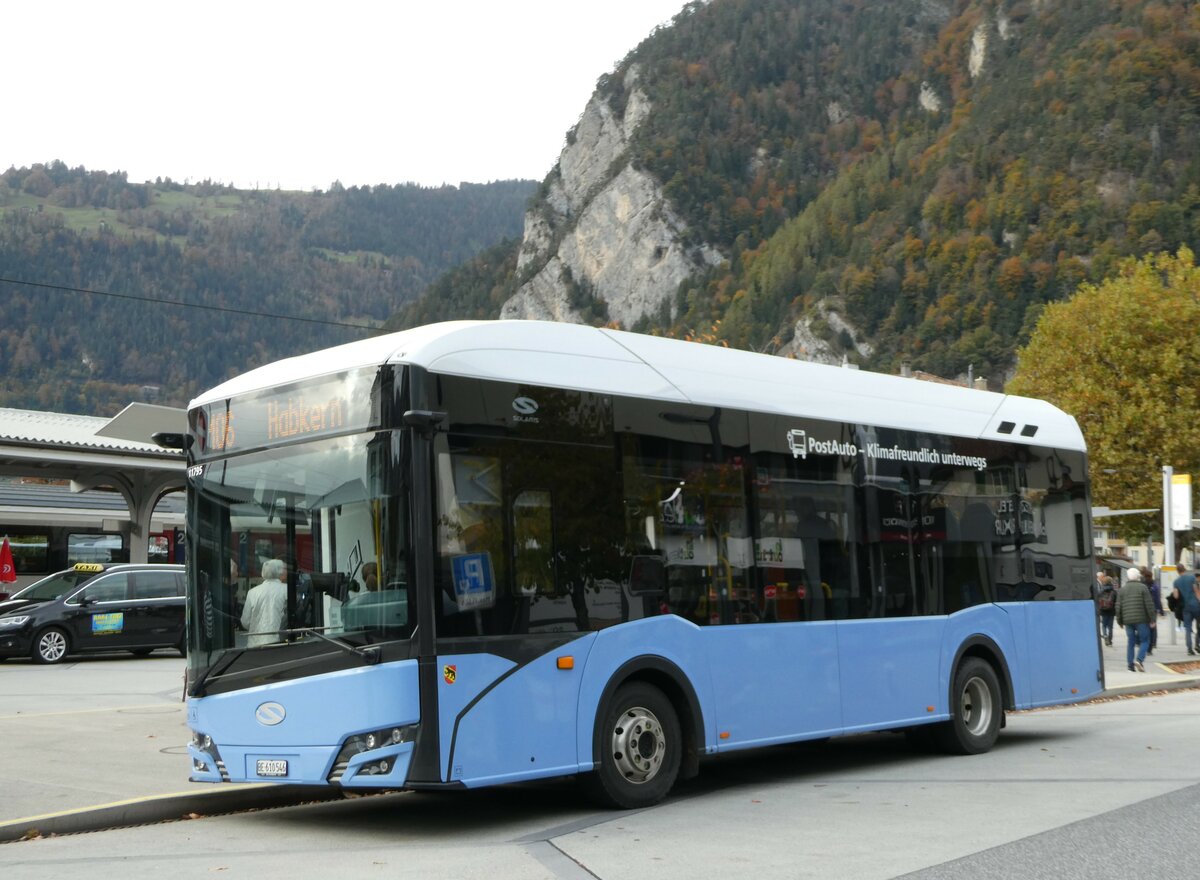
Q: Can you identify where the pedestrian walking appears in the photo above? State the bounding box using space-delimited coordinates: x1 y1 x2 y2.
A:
1096 573 1117 646
1116 567 1155 672
1142 566 1162 654
1172 566 1200 656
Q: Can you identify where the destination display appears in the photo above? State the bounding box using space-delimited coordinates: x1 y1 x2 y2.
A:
188 368 381 461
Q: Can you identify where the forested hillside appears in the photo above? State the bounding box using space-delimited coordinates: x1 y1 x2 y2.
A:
0 164 534 414
399 0 1200 385
667 0 1200 379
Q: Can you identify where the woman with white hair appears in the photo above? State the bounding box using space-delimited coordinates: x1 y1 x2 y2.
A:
241 558 288 648
1115 567 1155 672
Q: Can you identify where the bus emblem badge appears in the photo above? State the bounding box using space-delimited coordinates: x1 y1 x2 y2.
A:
255 702 286 726
443 665 457 684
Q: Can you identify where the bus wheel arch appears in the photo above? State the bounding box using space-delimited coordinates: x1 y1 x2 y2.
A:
585 657 704 807
951 636 1014 713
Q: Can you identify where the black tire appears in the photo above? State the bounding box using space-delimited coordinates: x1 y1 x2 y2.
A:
933 657 1002 755
32 627 70 665
584 682 681 809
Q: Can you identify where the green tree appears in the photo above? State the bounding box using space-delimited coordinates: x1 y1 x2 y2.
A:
1007 248 1200 519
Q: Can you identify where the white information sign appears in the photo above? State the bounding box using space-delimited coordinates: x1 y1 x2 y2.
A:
1171 473 1193 531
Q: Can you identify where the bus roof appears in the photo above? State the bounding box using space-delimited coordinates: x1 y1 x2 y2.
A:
190 320 1085 451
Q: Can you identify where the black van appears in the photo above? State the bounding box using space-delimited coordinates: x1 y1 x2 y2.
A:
0 563 186 664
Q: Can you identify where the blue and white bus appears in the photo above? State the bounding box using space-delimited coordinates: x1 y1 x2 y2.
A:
184 320 1102 808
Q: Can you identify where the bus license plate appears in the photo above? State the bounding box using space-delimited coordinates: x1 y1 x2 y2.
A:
256 759 288 777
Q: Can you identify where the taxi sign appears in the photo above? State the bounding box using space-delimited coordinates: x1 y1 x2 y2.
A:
73 563 105 573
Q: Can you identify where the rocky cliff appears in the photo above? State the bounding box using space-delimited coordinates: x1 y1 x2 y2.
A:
500 67 722 328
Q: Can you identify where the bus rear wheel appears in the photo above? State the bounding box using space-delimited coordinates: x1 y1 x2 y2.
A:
934 657 1002 755
585 682 681 809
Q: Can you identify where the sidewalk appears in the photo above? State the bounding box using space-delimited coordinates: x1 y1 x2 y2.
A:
1099 617 1200 695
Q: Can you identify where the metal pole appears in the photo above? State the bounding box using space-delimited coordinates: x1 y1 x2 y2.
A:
1163 466 1177 645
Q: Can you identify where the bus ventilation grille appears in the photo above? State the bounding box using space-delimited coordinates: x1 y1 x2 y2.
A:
327 760 350 784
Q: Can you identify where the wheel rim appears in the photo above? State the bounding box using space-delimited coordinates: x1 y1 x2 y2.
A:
960 675 994 737
610 705 666 785
39 631 67 662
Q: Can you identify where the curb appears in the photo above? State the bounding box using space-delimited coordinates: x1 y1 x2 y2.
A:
1102 677 1200 698
0 784 346 843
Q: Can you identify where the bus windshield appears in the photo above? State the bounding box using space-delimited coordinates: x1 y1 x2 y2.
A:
186 429 411 680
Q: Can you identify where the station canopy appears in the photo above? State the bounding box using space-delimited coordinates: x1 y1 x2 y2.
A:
0 403 186 564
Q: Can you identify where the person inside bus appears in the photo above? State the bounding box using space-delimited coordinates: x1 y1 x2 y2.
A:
241 558 288 647
348 562 378 600
361 562 378 592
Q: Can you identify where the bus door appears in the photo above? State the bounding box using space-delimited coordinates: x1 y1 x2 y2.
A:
430 434 619 785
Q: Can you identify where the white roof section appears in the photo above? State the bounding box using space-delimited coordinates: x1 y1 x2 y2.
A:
93 403 186 445
0 407 177 456
190 320 1085 451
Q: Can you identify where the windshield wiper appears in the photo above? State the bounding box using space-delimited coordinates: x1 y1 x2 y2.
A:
285 627 380 665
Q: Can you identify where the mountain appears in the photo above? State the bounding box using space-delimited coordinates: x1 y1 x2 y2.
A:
0 164 534 414
394 0 1200 387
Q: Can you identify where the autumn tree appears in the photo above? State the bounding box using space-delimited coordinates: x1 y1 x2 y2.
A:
1007 248 1200 523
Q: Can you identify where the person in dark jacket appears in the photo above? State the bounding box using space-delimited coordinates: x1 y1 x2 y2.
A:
1141 566 1162 654
1116 567 1155 672
1095 573 1118 646
1173 567 1200 655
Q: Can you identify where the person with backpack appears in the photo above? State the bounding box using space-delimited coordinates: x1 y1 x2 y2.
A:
1168 576 1184 628
1116 567 1155 672
1172 566 1200 656
1096 572 1117 646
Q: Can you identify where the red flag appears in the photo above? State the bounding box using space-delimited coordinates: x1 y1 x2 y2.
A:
0 538 16 584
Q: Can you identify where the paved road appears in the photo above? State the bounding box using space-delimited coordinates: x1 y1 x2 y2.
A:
3 673 1199 878
0 652 194 822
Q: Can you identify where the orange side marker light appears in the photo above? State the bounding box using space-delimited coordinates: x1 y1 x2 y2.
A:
556 656 574 670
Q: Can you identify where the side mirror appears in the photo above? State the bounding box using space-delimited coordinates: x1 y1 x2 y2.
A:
402 410 447 435
151 432 192 450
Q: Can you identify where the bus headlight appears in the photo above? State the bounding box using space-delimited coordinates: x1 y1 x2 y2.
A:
333 724 417 766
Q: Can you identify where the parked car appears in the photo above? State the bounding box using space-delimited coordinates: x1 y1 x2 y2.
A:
0 563 185 664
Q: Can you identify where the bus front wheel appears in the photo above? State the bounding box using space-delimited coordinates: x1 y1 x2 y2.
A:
585 682 681 809
934 657 1002 755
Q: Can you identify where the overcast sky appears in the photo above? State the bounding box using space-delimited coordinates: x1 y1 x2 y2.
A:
5 0 688 191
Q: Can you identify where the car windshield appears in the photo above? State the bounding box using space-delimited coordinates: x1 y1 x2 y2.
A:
13 571 93 602
186 429 412 682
